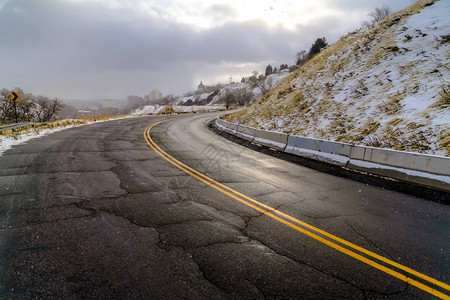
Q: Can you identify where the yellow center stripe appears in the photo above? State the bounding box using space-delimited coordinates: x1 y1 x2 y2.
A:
144 119 450 299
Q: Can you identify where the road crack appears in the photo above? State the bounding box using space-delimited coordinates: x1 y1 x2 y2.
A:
344 220 394 260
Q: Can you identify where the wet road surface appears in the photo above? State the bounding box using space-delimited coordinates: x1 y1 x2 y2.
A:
0 113 448 299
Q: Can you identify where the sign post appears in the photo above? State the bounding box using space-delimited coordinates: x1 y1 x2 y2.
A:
11 92 19 123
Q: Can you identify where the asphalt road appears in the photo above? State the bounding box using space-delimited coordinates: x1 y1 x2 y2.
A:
0 113 448 299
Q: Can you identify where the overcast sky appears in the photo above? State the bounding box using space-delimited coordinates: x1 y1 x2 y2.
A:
0 0 412 101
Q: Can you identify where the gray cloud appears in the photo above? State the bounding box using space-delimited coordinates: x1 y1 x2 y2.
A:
0 0 411 100
204 4 236 19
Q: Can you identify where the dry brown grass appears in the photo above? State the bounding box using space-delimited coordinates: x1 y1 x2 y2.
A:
76 114 128 122
436 83 450 108
437 128 450 155
378 93 404 115
222 0 446 155
0 120 87 139
0 115 131 140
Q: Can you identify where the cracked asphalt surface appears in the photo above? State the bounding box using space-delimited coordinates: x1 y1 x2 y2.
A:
0 113 449 299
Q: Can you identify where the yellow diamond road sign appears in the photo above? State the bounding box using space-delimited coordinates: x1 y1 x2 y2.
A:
11 92 19 102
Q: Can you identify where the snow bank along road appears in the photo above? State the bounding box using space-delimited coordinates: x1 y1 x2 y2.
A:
0 113 449 299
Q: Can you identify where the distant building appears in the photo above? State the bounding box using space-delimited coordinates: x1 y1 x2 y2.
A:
149 89 162 102
197 81 205 92
103 99 114 108
127 95 144 107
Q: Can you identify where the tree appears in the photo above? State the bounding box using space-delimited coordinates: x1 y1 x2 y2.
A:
369 5 392 23
236 88 255 105
363 5 392 27
0 89 14 123
257 76 275 95
241 77 246 83
265 64 273 76
35 97 63 122
289 65 298 72
273 67 278 73
0 88 37 123
308 37 328 58
279 64 289 71
296 50 309 66
220 87 255 106
248 71 259 86
161 94 177 105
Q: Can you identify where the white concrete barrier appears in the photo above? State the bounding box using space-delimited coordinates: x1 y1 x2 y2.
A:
350 146 450 176
413 154 450 175
321 141 352 157
285 135 351 166
287 135 320 151
215 118 237 135
349 145 366 160
215 117 450 191
254 129 288 150
236 124 255 142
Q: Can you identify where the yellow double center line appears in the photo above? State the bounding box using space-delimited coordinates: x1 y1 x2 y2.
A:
144 119 450 299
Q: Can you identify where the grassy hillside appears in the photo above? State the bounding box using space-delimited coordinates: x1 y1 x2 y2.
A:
225 0 449 156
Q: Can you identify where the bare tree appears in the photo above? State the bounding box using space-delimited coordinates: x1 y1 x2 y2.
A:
236 88 255 105
279 64 289 71
36 97 63 122
369 5 392 22
363 5 392 27
248 71 259 86
257 76 275 95
296 50 309 66
220 87 255 106
162 94 177 105
0 89 14 124
18 90 37 121
0 88 36 123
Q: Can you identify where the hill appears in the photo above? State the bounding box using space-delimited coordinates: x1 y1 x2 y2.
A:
224 0 449 156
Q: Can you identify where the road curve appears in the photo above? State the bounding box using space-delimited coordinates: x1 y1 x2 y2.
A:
0 113 448 299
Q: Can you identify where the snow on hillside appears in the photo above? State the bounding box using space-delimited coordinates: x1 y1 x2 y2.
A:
132 71 290 115
132 104 225 115
176 72 290 106
225 0 450 156
132 105 167 115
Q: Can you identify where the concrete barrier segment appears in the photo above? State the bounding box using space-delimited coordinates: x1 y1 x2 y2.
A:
236 124 256 142
285 146 350 166
287 135 320 151
348 159 450 192
216 118 450 187
254 129 288 151
215 118 237 135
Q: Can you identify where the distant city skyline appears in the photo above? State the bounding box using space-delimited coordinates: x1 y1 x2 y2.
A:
0 0 412 100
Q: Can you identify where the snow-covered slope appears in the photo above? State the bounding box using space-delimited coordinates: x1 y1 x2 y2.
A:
225 0 449 156
175 72 290 106
132 71 290 115
131 104 225 115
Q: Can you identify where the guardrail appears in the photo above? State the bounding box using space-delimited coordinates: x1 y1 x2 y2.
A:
215 117 450 192
0 122 41 132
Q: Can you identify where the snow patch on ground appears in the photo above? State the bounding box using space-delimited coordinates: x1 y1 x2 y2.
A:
0 116 135 157
132 104 225 115
132 105 167 115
